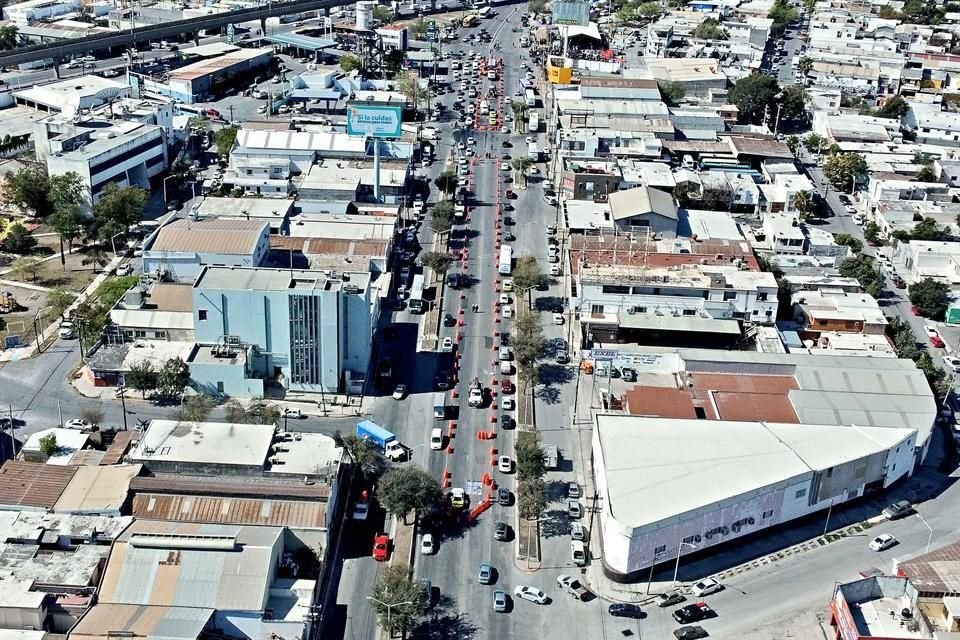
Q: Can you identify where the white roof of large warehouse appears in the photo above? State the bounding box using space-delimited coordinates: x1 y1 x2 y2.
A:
595 415 915 529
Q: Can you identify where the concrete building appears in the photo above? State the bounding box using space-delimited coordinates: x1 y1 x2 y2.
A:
35 118 166 211
14 75 130 117
52 465 142 517
298 160 410 204
194 197 295 234
792 289 888 336
645 58 729 97
559 158 622 202
3 0 82 25
190 266 379 396
590 348 935 580
829 576 930 640
139 48 274 104
110 282 195 343
22 429 90 465
608 186 678 235
142 218 271 283
899 240 960 286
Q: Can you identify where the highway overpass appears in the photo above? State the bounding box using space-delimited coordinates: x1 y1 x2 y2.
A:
0 0 485 68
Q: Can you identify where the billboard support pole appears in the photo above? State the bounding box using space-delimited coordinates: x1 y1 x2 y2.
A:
373 137 381 202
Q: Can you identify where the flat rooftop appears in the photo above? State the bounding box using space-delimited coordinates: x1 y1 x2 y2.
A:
196 196 294 221
194 265 371 293
148 217 267 255
169 47 272 81
595 415 915 529
130 420 274 469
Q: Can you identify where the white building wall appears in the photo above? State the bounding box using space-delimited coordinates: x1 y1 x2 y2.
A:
578 279 778 321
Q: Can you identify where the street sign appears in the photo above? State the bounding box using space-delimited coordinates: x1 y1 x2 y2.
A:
552 0 590 26
590 348 618 361
946 305 960 326
346 102 403 138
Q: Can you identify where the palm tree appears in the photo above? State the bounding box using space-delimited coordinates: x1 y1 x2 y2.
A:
511 157 533 187
791 190 816 221
510 100 529 133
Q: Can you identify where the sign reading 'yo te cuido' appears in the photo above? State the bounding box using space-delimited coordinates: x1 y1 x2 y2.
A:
346 102 403 138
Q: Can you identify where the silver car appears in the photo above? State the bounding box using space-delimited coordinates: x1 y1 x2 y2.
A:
493 590 508 612
478 563 494 585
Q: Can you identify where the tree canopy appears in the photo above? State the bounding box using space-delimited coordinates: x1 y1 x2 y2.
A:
875 95 910 119
371 565 424 634
909 278 951 320
729 74 780 124
511 255 542 291
822 152 868 192
2 165 53 218
691 17 728 40
89 183 148 242
378 466 445 523
658 80 685 106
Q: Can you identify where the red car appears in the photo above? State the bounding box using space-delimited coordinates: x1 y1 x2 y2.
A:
911 306 921 316
501 379 514 394
372 533 390 561
505 189 517 199
931 336 945 348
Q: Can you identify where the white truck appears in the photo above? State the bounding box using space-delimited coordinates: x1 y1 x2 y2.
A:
467 377 484 407
433 392 446 419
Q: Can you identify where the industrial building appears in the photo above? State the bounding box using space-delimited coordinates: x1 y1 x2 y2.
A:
138 47 274 104
587 348 936 581
142 218 271 282
190 266 381 396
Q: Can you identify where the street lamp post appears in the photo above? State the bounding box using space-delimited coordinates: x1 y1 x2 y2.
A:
365 596 413 636
916 513 933 554
163 174 176 208
110 231 126 258
672 541 696 587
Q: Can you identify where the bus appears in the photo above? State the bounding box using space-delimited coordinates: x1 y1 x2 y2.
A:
408 274 427 313
478 6 491 18
461 13 478 27
524 88 536 107
498 245 513 276
528 111 539 134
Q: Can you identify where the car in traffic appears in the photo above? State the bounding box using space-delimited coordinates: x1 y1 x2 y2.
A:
513 585 549 604
502 397 515 410
945 356 960 373
691 578 723 597
656 592 685 608
568 482 581 498
674 626 709 640
420 533 436 555
501 379 515 394
882 500 913 520
498 455 513 473
673 602 713 624
608 603 643 618
497 488 511 506
494 521 510 541
280 407 302 420
570 521 585 541
500 414 515 430
392 384 407 400
430 428 444 450
450 488 467 509
372 534 390 561
444 312 457 327
493 590 508 612
442 336 454 352
925 325 945 348
869 533 897 551
64 418 93 430
478 563 494 584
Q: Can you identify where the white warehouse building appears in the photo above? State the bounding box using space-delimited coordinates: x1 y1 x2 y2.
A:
586 348 936 581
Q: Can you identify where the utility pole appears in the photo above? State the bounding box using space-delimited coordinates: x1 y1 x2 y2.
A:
119 388 129 431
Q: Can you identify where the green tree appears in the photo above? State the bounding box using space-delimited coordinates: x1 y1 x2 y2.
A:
395 71 428 111
691 17 728 40
511 156 534 186
47 286 75 319
1 222 37 253
768 0 798 36
223 399 248 423
157 357 190 398
2 165 53 218
89 183 148 242
785 134 801 155
512 255 542 291
340 54 362 73
81 245 111 272
378 466 445 524
822 152 868 192
180 395 216 422
213 126 239 159
0 25 19 51
729 74 780 124
429 200 454 233
10 256 40 282
658 80 685 106
875 95 909 119
909 278 951 320
38 433 59 458
371 565 424 634
802 132 825 153
410 17 427 38
373 4 393 23
80 404 105 427
615 3 639 23
518 477 546 519
421 251 453 273
637 1 662 18
791 190 816 220
127 360 158 399
798 55 813 75
247 400 281 425
434 171 458 197
915 166 937 182
833 233 863 253
780 85 808 124
839 254 884 291
528 0 546 13
863 221 882 245
510 100 529 133
513 311 545 387
911 217 948 241
515 430 546 481
338 432 387 479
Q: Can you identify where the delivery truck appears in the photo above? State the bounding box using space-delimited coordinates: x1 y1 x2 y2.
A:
357 420 407 461
433 392 446 419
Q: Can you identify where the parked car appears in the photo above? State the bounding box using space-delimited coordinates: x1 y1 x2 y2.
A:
281 408 302 419
568 482 581 498
656 592 686 608
673 603 713 624
372 534 390 561
392 384 407 400
498 455 513 473
946 356 960 373
691 578 723 597
568 501 582 518
674 626 709 640
882 500 913 520
352 502 369 520
497 488 511 506
64 418 93 430
869 533 897 551
420 533 436 555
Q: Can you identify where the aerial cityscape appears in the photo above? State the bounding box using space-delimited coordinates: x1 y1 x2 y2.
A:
1 0 960 638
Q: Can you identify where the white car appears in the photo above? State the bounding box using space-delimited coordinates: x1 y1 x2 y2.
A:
499 293 512 305
421 533 436 555
64 418 93 430
500 161 510 171
498 455 513 473
392 384 407 400
281 408 302 419
115 263 133 276
852 213 864 225
442 337 454 352
458 142 466 150
525 136 536 144
553 313 564 325
691 578 723 597
352 502 370 520
945 356 960 373
501 305 514 319
430 427 444 450
925 325 940 339
869 533 897 551
502 397 515 411
501 126 510 134
468 137 476 145
513 585 548 604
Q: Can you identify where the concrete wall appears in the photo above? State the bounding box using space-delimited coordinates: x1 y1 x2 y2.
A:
190 358 265 398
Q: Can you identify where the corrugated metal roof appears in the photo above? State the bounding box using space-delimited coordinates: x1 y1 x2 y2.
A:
101 431 137 465
54 465 142 514
132 493 326 529
0 461 76 509
129 473 330 500
69 603 214 640
149 218 266 255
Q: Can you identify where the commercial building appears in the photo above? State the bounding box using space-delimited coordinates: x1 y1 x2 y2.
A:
16 76 130 118
608 186 678 235
139 48 274 104
829 576 930 640
109 282 196 343
3 0 82 25
194 197 294 234
791 289 888 336
588 348 935 580
142 218 271 283
190 266 379 396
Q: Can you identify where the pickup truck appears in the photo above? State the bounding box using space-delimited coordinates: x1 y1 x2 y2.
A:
467 377 484 407
557 574 590 600
672 602 713 624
